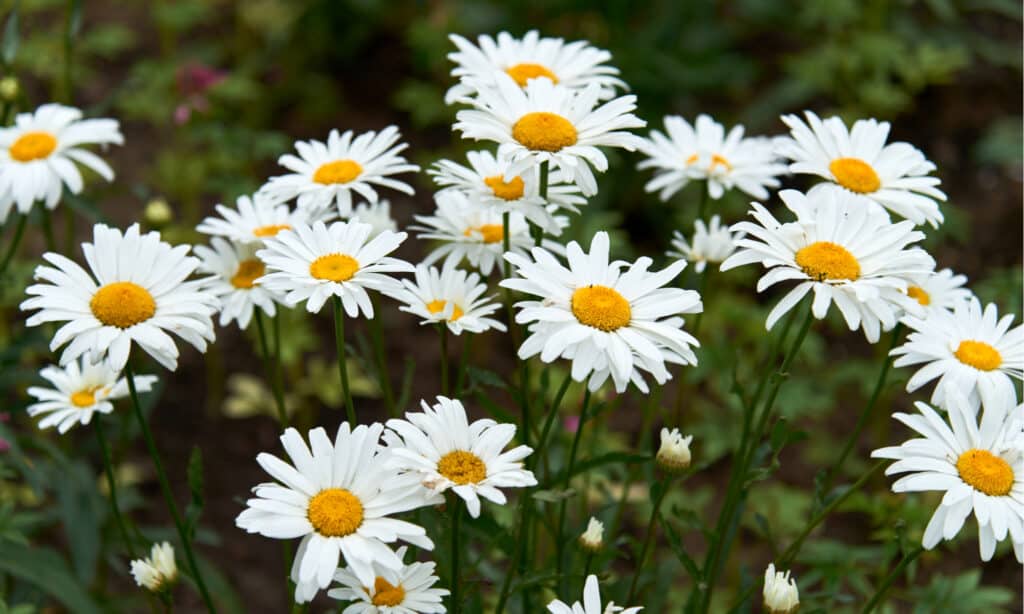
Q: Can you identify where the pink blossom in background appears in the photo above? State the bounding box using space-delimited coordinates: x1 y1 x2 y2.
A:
173 61 226 125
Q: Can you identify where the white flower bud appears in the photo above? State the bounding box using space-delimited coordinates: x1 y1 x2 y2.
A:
656 427 692 473
763 563 799 614
130 542 178 592
578 516 604 552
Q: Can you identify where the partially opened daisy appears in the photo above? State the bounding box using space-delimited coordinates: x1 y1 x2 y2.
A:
236 423 439 602
902 267 973 317
383 261 506 335
501 231 702 393
0 103 123 223
27 357 157 434
547 574 642 614
21 223 218 371
777 111 946 227
259 127 419 217
638 114 786 201
196 193 319 245
327 546 448 613
454 75 645 196
386 396 536 518
194 237 279 329
667 215 742 274
351 199 399 239
720 188 934 343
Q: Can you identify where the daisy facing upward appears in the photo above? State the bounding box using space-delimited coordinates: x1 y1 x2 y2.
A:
382 261 506 336
328 546 448 613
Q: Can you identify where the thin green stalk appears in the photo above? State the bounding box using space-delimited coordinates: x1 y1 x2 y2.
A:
94 417 137 559
454 334 472 398
695 180 710 224
255 310 288 426
860 546 924 614
556 388 591 592
501 211 512 281
40 206 56 252
438 323 449 396
533 161 549 246
0 213 28 275
449 496 462 614
368 295 396 416
331 296 356 426
535 372 573 471
494 493 528 614
627 474 674 602
62 0 78 103
690 266 711 334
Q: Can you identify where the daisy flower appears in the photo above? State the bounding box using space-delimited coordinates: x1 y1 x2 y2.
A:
256 220 413 315
194 237 279 329
236 423 439 602
327 546 448 613
382 261 506 335
27 357 157 434
0 103 123 223
720 188 934 343
196 193 321 245
386 396 536 518
638 114 786 201
763 564 799 614
501 231 702 393
21 223 218 371
351 199 399 239
445 30 626 104
902 267 973 317
547 574 642 614
130 542 178 593
777 111 946 228
667 215 742 274
871 388 1024 562
259 127 419 218
453 75 645 196
892 297 1023 412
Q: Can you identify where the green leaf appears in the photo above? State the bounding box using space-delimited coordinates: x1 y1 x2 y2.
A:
660 513 700 581
0 541 102 614
54 462 101 585
530 488 575 503
2 4 18 65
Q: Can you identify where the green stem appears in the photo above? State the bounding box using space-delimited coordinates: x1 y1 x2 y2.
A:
62 0 77 103
255 311 288 426
533 161 549 246
454 334 472 398
690 266 711 335
449 495 462 614
494 494 527 614
556 388 591 592
627 475 674 602
94 417 137 559
535 373 573 471
40 206 56 252
438 323 449 396
695 179 710 224
332 296 356 426
369 295 396 416
0 213 28 276
860 546 924 614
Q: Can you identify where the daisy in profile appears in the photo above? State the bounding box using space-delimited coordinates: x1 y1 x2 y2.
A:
902 267 973 317
892 297 1023 412
194 238 279 329
871 388 1024 562
383 261 506 335
256 220 413 315
259 127 419 218
21 223 218 371
130 542 178 593
720 188 934 342
386 396 536 518
0 103 123 223
27 357 157 434
351 199 399 239
547 574 642 614
502 231 702 393
236 423 439 602
454 75 645 195
638 114 786 201
777 111 946 227
196 193 322 245
445 30 625 104
327 546 448 613
667 215 742 273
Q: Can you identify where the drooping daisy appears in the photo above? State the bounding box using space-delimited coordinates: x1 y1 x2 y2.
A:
130 542 178 593
777 111 946 227
501 231 702 393
0 103 123 223
667 215 742 274
21 223 218 371
196 193 322 245
453 75 645 196
194 237 279 329
871 388 1024 562
382 261 506 335
547 574 642 614
720 188 935 343
638 114 786 201
327 546 449 613
892 297 1023 412
386 396 536 518
27 357 157 434
902 267 974 317
236 423 439 602
255 220 413 315
351 199 399 239
445 30 626 104
259 127 419 218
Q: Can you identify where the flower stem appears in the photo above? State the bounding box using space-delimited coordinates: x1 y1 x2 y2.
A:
556 388 591 592
533 161 549 246
860 545 924 614
454 334 472 398
438 323 449 396
627 474 675 602
0 213 28 276
535 372 573 471
40 206 56 252
332 296 356 426
255 310 288 426
369 295 396 416
94 417 137 559
449 495 462 614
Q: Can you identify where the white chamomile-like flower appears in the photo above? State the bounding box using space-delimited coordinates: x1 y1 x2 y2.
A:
892 297 1023 412
777 111 946 228
194 237 279 329
351 199 399 239
130 542 178 592
762 563 799 614
236 423 439 603
445 30 625 104
386 396 536 518
872 387 1024 562
196 193 322 245
902 267 974 317
656 427 693 473
454 75 645 196
260 127 419 218
256 220 413 315
0 103 123 223
578 517 604 552
547 574 642 614
26 357 157 434
502 231 702 393
720 188 935 343
638 114 786 201
667 215 742 274
382 261 505 335
327 546 448 613
21 223 218 371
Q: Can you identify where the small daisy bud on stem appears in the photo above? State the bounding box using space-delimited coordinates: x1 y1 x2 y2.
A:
144 198 173 227
130 542 178 593
0 76 19 101
656 427 693 473
763 563 799 614
578 517 604 552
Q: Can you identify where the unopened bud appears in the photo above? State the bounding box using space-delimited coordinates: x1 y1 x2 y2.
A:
656 427 692 473
144 198 173 227
578 517 604 552
130 542 178 592
763 563 799 614
0 77 18 101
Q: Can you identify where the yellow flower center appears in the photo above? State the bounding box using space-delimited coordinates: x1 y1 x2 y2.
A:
710 153 732 171
427 299 464 321
512 112 578 152
309 253 359 282
70 386 102 408
794 241 860 281
956 449 1014 496
829 157 881 194
437 450 487 485
9 131 57 162
484 174 525 201
571 285 631 332
505 62 559 87
306 488 364 537
253 224 291 238
231 258 265 289
90 282 157 329
464 224 504 244
313 159 363 185
906 286 930 306
371 577 406 606
954 340 1002 371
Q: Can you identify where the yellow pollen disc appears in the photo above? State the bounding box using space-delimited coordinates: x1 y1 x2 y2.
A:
512 112 578 152
231 258 265 289
371 577 406 606
9 131 57 162
307 488 364 537
684 153 698 165
313 159 363 185
90 282 157 329
829 157 881 194
484 174 525 201
309 253 359 282
437 450 487 485
71 386 101 408
956 449 1014 496
571 285 631 332
253 224 291 238
710 153 732 171
464 224 504 244
907 286 931 306
426 299 464 321
794 241 860 281
505 62 559 87
954 340 1002 371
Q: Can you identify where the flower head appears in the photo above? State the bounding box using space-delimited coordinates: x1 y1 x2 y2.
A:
547 574 642 614
382 261 506 335
667 215 742 274
901 267 973 318
194 237 280 329
656 427 693 473
327 546 448 613
762 563 799 614
130 542 178 592
351 199 399 239
578 517 604 552
196 193 325 245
